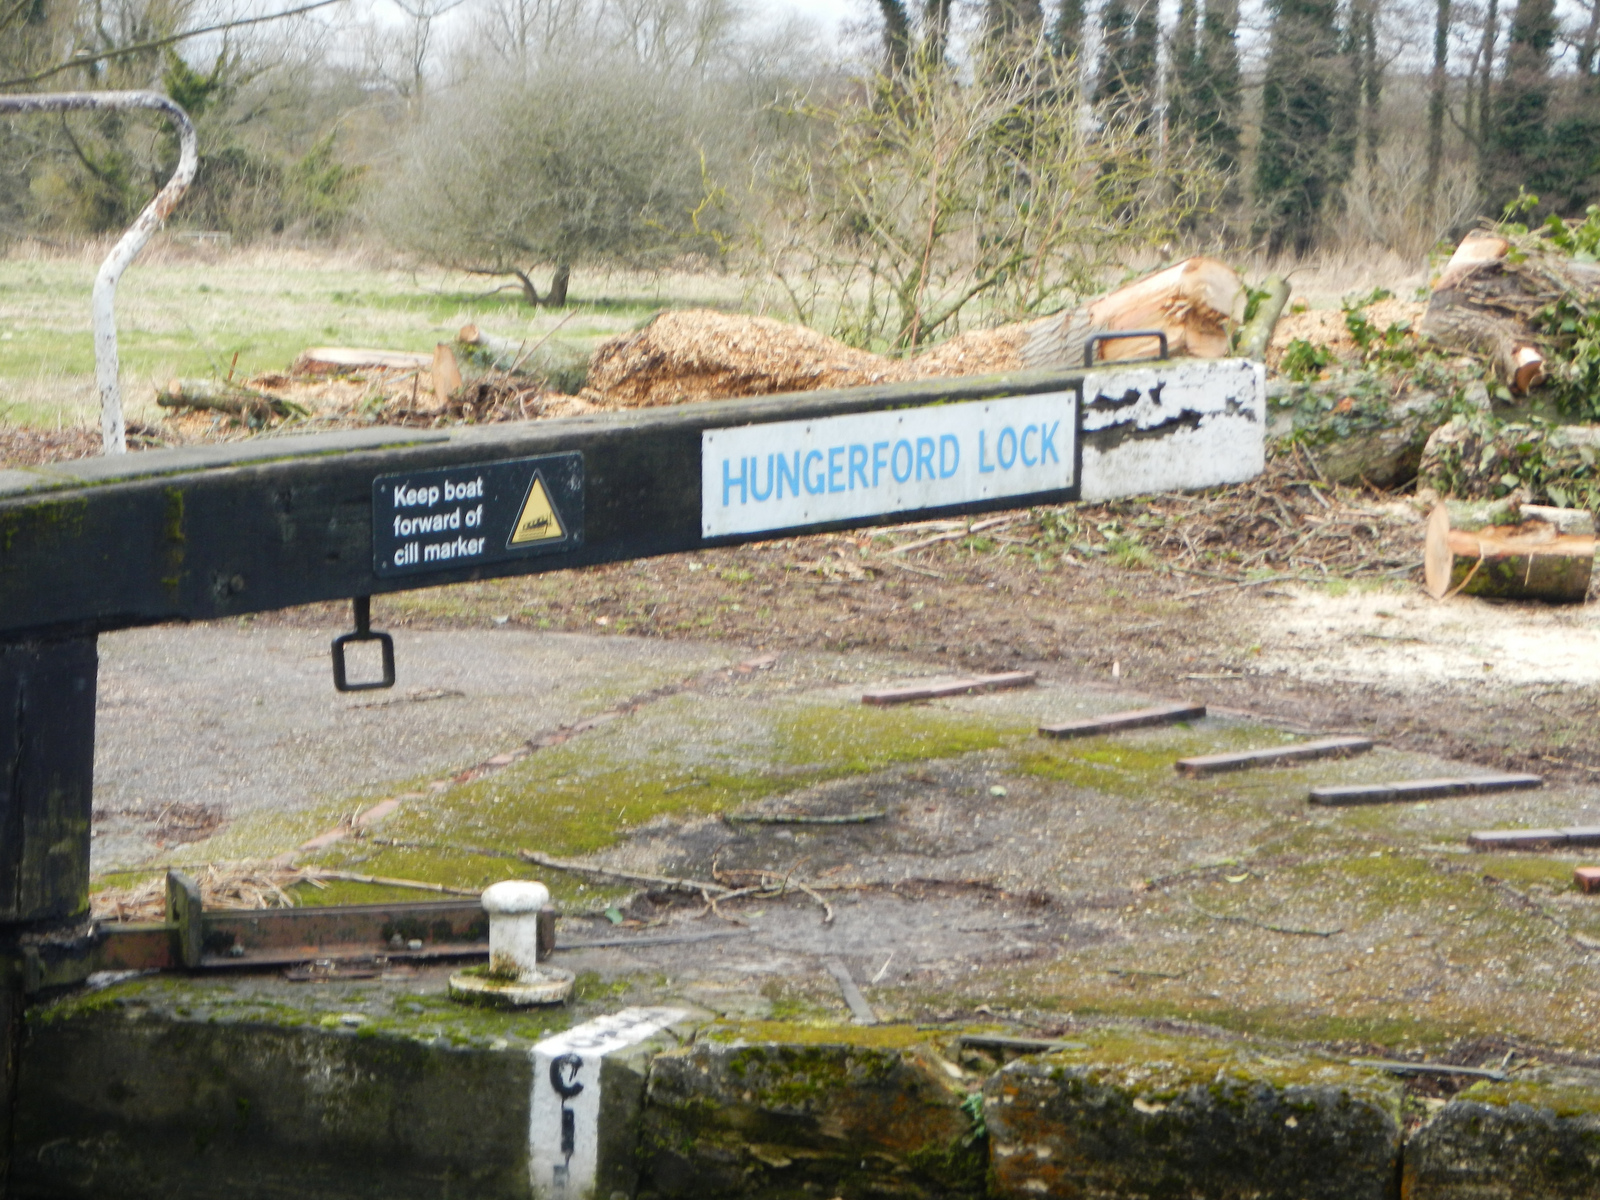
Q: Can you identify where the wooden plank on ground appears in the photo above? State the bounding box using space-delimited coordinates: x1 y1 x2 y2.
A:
1575 867 1600 894
1039 701 1205 740
1468 828 1568 850
822 957 878 1025
862 672 1036 706
1175 737 1372 777
1310 773 1543 806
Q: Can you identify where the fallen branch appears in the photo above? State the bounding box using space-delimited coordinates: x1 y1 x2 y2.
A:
1184 897 1342 938
885 513 1028 556
1138 858 1244 892
725 809 886 825
519 849 731 896
1175 574 1298 601
160 378 307 419
305 869 479 897
1238 275 1291 361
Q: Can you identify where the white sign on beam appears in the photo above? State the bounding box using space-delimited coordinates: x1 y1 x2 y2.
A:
701 391 1079 538
1079 358 1264 501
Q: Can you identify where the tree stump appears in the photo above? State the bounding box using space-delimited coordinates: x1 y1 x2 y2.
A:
1424 500 1595 602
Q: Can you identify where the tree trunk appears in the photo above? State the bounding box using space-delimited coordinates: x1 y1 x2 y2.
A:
544 264 570 308
432 343 462 406
1424 500 1594 601
583 257 1244 410
1476 0 1499 170
457 324 590 393
512 269 542 306
876 0 912 74
1425 0 1451 208
1238 275 1291 360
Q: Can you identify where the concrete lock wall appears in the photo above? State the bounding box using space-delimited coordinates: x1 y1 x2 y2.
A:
16 985 1600 1200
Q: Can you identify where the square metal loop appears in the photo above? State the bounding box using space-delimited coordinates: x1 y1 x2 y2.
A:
331 630 395 692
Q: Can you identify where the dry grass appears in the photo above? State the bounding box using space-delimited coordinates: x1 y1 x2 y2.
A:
91 861 310 923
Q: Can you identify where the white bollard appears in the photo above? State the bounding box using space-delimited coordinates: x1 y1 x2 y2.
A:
449 878 573 1006
484 879 549 978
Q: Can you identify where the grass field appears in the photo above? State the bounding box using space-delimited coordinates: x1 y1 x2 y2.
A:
0 237 1421 433
0 240 748 429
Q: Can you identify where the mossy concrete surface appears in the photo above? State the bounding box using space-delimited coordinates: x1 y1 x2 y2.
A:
985 1032 1403 1200
1404 1066 1600 1199
16 998 534 1200
18 971 1600 1200
639 1033 984 1200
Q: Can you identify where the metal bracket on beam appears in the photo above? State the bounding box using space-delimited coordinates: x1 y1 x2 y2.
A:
331 596 396 692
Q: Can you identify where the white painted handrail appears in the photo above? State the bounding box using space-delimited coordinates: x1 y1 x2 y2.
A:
0 91 197 454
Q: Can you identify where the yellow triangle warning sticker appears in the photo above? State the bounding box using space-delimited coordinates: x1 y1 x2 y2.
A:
509 473 566 545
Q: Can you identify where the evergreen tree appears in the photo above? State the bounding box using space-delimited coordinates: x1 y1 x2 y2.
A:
1195 0 1243 173
1097 0 1158 123
1254 0 1352 254
1168 0 1200 134
1169 0 1240 177
1052 0 1086 60
1483 0 1600 213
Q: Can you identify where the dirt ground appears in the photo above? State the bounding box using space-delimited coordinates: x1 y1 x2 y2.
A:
342 494 1599 786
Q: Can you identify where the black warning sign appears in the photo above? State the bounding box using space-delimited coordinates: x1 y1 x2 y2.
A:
373 452 582 577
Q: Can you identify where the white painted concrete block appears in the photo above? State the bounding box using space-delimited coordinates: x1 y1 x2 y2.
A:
1080 358 1264 502
530 1007 687 1198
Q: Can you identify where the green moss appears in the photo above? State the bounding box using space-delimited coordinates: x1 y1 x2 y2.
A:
704 1020 944 1050
34 971 573 1047
1035 1026 1398 1102
1458 1076 1600 1117
365 698 1027 876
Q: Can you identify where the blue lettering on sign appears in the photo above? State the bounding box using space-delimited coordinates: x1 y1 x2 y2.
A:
712 417 1068 511
848 444 869 490
723 457 747 506
751 455 775 502
892 440 913 483
804 450 825 495
777 451 801 498
997 427 1017 469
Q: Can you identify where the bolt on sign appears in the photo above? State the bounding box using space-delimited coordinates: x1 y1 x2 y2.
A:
372 452 582 576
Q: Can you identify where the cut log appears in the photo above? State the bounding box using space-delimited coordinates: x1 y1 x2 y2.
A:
159 379 307 420
1423 501 1595 601
581 257 1244 409
432 343 462 407
1421 232 1573 393
457 324 589 393
292 347 433 375
1279 384 1455 488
